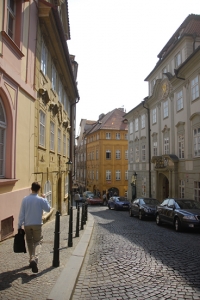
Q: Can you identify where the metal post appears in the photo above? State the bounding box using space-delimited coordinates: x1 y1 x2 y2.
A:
81 203 85 230
68 206 73 247
76 204 80 237
84 203 88 223
53 211 60 267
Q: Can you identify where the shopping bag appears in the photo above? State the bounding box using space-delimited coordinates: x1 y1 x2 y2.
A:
13 228 27 253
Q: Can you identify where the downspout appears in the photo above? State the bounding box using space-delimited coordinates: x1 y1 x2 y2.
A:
142 99 152 197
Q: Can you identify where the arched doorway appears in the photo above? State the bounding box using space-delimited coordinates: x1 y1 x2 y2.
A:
158 173 169 201
108 187 119 197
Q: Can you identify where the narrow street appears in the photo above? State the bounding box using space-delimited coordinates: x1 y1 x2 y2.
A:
72 206 200 300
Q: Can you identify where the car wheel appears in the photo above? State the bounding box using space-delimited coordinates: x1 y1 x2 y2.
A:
108 205 111 210
129 209 133 217
156 213 162 226
174 217 182 232
139 210 143 220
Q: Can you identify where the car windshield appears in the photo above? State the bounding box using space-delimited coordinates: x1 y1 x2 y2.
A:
117 197 127 202
140 199 160 205
176 199 200 209
88 194 94 198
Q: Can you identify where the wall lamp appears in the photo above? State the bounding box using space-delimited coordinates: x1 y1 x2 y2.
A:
66 158 72 172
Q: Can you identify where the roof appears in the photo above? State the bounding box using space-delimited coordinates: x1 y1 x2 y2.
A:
145 14 200 81
85 108 128 135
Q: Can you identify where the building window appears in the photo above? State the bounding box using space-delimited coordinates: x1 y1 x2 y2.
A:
65 176 69 195
39 110 45 147
41 41 48 75
153 141 157 156
164 137 169 154
177 90 183 111
58 80 63 103
0 100 6 178
175 52 181 68
179 180 185 198
58 128 61 154
193 127 200 157
130 147 133 163
191 76 199 101
63 134 66 156
125 170 128 180
135 118 138 131
142 145 145 161
163 100 168 118
151 78 156 94
63 93 67 111
96 170 98 180
142 178 146 197
125 150 128 159
92 171 94 180
106 150 111 159
44 181 52 207
194 181 200 201
116 150 120 159
7 0 15 39
106 170 111 180
125 133 128 140
50 121 54 151
116 133 120 140
178 135 184 159
96 150 99 160
141 114 145 129
152 108 157 124
116 170 121 180
106 132 111 139
135 146 139 162
52 63 57 91
162 67 167 78
130 122 133 134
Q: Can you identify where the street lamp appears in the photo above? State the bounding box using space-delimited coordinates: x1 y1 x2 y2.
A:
131 171 137 200
66 159 72 214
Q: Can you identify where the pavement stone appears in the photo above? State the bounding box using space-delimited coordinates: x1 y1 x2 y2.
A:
72 206 200 300
0 206 90 300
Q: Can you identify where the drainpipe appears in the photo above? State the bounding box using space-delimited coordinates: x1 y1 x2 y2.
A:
142 98 152 198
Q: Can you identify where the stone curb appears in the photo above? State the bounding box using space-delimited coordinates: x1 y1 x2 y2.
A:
47 213 94 300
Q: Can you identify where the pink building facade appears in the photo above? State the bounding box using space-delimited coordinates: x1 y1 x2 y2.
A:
0 0 37 240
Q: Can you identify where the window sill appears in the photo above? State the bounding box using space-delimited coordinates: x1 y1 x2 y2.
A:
1 31 24 59
38 145 46 151
0 179 18 186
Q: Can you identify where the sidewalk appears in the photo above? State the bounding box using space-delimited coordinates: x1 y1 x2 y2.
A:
0 207 94 300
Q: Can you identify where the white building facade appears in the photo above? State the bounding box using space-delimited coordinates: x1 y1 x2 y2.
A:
125 14 200 202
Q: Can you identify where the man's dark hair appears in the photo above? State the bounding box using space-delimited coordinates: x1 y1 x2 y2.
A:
31 182 41 193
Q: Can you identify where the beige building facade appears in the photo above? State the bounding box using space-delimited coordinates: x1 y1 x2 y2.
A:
125 14 200 203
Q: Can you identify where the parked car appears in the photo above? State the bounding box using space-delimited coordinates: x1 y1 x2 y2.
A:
108 196 130 210
86 195 103 205
83 191 93 200
156 198 200 232
130 198 160 220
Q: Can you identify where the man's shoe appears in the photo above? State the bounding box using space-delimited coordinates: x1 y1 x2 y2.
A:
30 260 38 273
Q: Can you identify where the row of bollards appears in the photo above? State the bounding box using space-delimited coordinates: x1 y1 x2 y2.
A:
52 202 88 267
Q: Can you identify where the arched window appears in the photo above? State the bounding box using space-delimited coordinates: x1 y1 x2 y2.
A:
0 99 6 178
44 180 52 207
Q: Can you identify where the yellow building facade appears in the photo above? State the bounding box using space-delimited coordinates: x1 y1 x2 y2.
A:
85 109 128 198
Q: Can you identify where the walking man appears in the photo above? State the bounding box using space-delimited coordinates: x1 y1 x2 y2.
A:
18 182 51 273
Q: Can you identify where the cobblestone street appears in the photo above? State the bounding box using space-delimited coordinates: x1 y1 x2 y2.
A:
72 206 200 300
0 208 84 300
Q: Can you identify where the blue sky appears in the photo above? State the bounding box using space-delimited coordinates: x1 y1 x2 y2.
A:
67 0 200 134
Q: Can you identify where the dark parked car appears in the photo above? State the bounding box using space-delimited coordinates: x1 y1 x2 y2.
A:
156 198 200 232
129 198 160 220
108 196 130 210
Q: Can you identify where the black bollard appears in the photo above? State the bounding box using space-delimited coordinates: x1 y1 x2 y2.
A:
68 206 73 247
81 203 85 230
53 211 60 267
85 203 88 221
76 204 80 237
